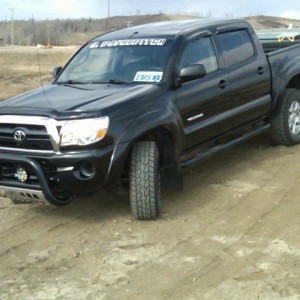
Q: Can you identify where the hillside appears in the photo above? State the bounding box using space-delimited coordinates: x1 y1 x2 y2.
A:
0 14 299 46
246 15 300 30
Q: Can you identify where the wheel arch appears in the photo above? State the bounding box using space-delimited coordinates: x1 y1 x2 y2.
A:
121 125 183 191
122 125 180 176
109 105 184 190
272 73 300 111
137 126 178 168
287 74 300 90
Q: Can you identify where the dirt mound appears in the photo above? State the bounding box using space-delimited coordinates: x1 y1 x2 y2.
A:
246 15 300 30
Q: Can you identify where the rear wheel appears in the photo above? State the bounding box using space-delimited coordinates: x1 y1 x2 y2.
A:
129 141 161 220
271 89 300 146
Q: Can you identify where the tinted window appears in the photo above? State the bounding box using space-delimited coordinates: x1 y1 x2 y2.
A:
218 30 255 67
179 37 218 73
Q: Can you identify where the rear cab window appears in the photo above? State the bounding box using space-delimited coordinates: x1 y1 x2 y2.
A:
217 29 255 67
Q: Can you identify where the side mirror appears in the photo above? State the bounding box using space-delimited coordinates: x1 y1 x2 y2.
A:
180 64 207 83
53 65 62 78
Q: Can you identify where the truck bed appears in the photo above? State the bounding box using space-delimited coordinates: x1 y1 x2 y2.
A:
264 42 300 102
261 39 300 53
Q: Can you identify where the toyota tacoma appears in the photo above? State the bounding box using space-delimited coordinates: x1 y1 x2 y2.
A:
1 18 300 220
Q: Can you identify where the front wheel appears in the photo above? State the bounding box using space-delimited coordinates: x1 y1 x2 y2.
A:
129 141 161 220
271 89 300 146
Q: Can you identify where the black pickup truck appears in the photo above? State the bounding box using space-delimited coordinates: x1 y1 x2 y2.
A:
1 19 300 220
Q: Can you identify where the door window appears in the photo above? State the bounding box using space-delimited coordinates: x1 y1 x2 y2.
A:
179 37 218 73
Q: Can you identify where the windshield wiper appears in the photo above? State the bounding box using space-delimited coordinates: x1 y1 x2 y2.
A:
55 79 132 85
55 80 87 85
89 79 131 85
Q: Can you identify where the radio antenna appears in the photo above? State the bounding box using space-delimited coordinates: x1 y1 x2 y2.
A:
32 15 51 106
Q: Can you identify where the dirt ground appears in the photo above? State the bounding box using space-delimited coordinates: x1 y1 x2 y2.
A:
0 47 300 300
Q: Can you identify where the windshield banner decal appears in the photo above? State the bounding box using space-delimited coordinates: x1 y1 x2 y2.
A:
90 39 167 48
133 71 163 83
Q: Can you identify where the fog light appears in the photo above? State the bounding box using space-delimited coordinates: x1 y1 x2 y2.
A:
79 162 96 179
15 167 28 182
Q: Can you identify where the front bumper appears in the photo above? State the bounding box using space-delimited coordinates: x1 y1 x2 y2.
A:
0 144 123 206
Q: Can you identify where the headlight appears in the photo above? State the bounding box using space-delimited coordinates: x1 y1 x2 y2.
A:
60 117 109 146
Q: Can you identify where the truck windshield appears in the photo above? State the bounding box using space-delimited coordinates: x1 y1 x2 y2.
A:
56 38 174 84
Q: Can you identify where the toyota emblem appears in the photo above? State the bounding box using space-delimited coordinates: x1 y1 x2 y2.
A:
14 130 26 142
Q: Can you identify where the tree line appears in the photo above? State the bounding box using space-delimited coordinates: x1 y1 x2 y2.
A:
0 14 173 46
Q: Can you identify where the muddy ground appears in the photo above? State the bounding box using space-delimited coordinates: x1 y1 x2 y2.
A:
0 47 300 300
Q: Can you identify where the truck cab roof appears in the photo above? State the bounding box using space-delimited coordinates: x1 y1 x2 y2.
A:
92 18 248 41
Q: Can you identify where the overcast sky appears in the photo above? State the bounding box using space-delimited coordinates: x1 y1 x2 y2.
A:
1 0 300 21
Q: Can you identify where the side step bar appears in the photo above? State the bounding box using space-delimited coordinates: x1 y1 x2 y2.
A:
180 124 270 168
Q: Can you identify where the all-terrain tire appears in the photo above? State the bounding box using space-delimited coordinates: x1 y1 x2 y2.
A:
129 141 161 220
271 89 300 146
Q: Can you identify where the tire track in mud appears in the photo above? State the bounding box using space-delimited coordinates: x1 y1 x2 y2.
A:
0 192 128 260
103 144 300 300
0 192 134 299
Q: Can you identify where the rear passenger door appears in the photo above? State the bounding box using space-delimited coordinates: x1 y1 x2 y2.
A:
175 33 232 149
216 26 272 127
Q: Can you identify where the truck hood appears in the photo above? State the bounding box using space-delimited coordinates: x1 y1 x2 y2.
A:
0 83 156 117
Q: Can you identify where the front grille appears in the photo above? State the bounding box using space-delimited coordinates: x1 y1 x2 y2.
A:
0 123 53 150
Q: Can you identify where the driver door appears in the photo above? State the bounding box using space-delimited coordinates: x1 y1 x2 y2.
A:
175 34 232 149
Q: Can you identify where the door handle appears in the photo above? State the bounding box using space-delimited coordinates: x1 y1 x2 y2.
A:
257 66 264 75
219 80 227 89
